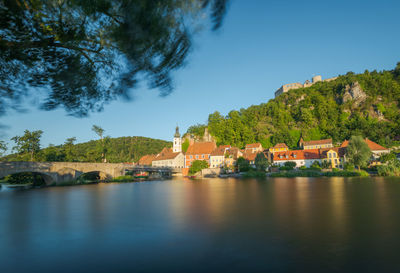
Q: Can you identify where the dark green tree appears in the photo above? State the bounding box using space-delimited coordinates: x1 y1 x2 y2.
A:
0 0 229 116
255 152 269 172
346 136 372 170
189 160 209 175
237 157 250 172
11 130 43 161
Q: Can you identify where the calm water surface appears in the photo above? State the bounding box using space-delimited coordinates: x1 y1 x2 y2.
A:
1 177 400 273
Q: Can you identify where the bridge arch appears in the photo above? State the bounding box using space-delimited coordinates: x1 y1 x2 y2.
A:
76 170 113 182
0 170 56 185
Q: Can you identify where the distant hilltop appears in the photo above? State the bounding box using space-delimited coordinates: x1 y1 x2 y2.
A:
275 75 338 97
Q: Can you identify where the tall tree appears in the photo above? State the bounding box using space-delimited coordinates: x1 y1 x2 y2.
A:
64 137 77 161
255 152 269 172
11 130 43 161
0 140 7 157
92 125 107 162
346 136 372 170
0 0 229 116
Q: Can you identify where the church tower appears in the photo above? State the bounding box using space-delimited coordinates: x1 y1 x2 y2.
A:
173 126 182 153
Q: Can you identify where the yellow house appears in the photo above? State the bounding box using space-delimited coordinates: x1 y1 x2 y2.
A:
320 148 346 169
269 143 289 153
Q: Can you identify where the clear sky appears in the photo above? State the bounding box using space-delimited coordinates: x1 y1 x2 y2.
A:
1 0 400 150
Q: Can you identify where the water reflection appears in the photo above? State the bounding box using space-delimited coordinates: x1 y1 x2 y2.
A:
1 177 400 272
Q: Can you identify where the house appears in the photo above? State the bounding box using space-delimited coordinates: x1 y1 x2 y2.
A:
138 154 156 166
152 147 184 168
273 150 306 168
185 142 217 168
273 149 322 168
340 138 390 159
209 146 229 168
299 138 333 150
243 150 259 166
269 143 289 153
319 147 346 169
245 143 263 153
225 147 243 169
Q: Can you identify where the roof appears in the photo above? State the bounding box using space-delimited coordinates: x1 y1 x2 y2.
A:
210 147 226 156
341 138 388 151
273 149 322 161
186 142 217 155
245 143 262 149
154 148 181 161
274 150 306 161
226 147 242 159
302 138 332 146
138 154 156 165
243 150 258 161
319 147 346 158
271 143 289 149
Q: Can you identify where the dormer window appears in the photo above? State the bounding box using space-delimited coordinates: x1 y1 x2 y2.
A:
294 154 297 158
286 155 288 159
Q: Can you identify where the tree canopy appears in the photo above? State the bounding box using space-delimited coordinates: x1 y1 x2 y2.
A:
11 129 43 161
201 63 400 148
346 136 372 170
0 0 229 116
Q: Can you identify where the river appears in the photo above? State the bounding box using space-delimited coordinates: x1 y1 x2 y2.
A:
1 177 400 272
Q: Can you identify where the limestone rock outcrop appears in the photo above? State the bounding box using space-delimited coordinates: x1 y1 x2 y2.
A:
342 81 367 106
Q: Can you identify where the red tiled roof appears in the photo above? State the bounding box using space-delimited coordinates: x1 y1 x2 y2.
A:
303 149 321 160
274 150 306 161
210 147 226 156
365 138 388 151
138 154 156 165
243 150 258 161
154 148 181 161
302 139 332 146
272 143 289 149
227 147 242 159
245 143 262 149
341 138 387 151
186 142 217 155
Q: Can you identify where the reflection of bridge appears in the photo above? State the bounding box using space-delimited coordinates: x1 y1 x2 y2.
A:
0 162 179 185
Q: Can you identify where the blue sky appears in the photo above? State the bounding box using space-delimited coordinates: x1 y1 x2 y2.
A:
1 0 400 150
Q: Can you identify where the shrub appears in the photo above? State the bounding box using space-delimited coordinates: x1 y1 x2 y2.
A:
237 157 250 172
377 160 400 176
284 161 296 170
112 175 134 182
189 160 209 175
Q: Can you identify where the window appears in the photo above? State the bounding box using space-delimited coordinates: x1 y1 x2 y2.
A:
190 155 193 159
294 154 297 158
196 155 198 159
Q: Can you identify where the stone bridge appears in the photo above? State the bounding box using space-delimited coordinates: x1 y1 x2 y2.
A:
0 162 174 185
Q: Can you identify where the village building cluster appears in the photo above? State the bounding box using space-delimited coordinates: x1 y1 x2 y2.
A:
138 127 390 173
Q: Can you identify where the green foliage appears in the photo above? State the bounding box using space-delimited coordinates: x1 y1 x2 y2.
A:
242 170 266 178
0 0 228 116
3 172 46 186
189 160 209 175
346 136 372 170
0 140 7 157
380 152 397 163
237 157 250 172
11 130 43 161
284 161 296 170
310 160 322 170
255 152 268 172
2 136 171 163
186 124 207 138
112 175 134 182
377 160 400 176
344 163 355 171
182 139 190 153
198 63 400 148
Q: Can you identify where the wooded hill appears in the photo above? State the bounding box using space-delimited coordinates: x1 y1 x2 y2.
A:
191 62 400 149
2 136 171 163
